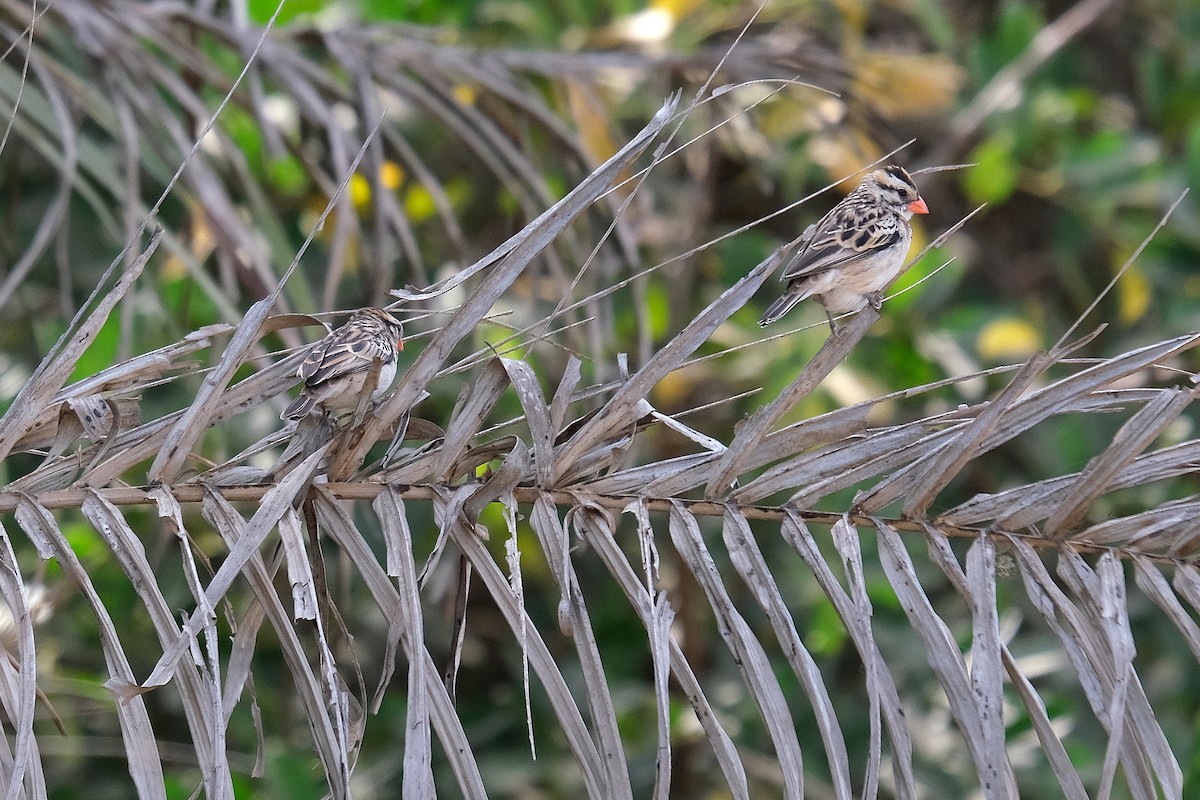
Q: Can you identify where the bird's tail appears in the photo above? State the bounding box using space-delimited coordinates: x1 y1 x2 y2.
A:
282 392 318 420
758 289 806 326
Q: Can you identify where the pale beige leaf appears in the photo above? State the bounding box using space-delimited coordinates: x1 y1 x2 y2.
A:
434 358 510 481
0 519 42 798
148 296 276 483
668 502 806 798
783 513 917 796
582 503 750 800
200 491 352 799
529 497 633 800
1041 388 1194 536
82 490 233 797
371 488 437 797
139 446 328 690
554 244 786 486
0 230 162 463
875 522 1018 799
431 498 610 796
14 498 168 800
721 511 854 800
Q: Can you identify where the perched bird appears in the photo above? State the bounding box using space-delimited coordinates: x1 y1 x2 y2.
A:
758 165 929 328
282 307 405 420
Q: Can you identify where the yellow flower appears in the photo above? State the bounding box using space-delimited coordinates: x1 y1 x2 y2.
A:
977 318 1041 362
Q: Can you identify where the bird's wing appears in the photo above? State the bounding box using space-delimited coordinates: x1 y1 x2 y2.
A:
296 338 333 381
306 336 392 385
780 206 900 280
297 318 392 384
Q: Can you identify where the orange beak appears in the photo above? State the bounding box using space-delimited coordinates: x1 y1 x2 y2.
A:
908 197 929 215
397 339 404 351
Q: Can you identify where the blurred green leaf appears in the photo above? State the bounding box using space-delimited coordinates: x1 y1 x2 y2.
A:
968 0 1042 79
964 136 1020 205
248 0 323 26
266 155 311 198
1185 119 1200 188
644 279 671 340
68 311 120 383
365 0 479 26
219 106 266 174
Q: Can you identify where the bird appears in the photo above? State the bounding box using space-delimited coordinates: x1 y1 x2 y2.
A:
282 307 405 420
758 165 929 328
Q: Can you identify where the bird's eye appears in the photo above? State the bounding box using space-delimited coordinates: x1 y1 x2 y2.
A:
897 187 910 198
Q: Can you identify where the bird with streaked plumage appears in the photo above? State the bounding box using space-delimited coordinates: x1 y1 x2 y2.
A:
282 307 404 420
759 165 929 329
